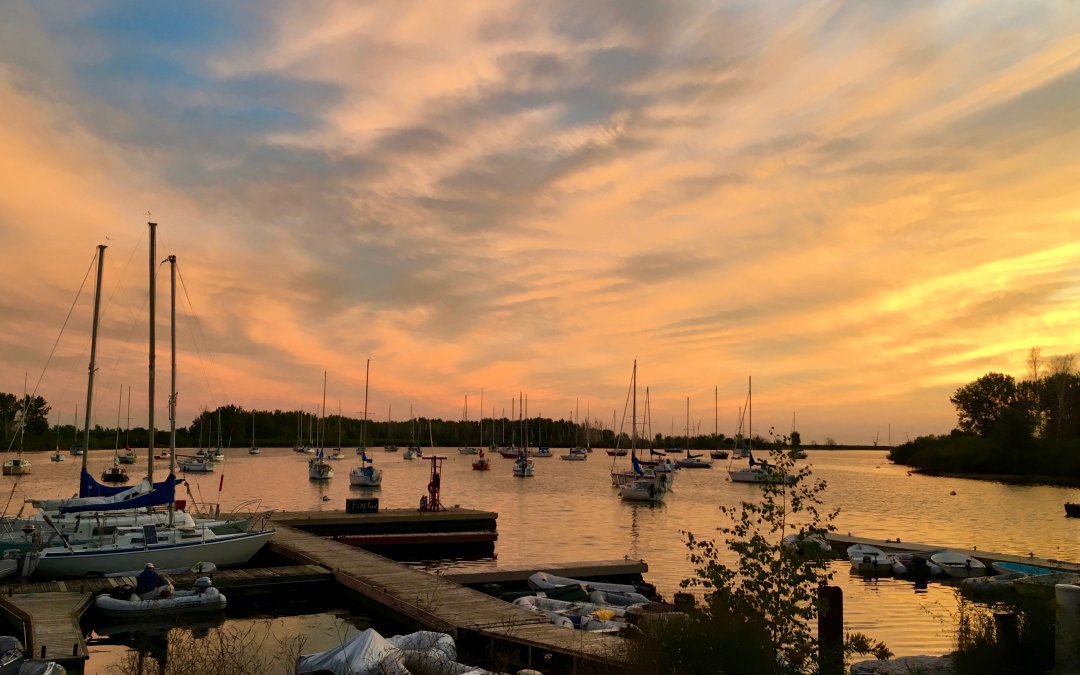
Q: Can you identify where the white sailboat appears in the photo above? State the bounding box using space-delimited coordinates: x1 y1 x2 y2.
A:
21 238 273 579
3 374 32 476
615 361 667 503
458 395 478 454
403 405 422 459
351 360 382 487
728 377 795 485
249 410 260 454
512 393 534 477
308 372 334 480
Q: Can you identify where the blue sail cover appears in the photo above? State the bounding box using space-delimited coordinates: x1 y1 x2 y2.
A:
78 467 182 499
63 470 181 514
631 455 645 476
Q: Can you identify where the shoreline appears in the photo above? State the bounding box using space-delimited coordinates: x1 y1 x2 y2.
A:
911 468 1080 489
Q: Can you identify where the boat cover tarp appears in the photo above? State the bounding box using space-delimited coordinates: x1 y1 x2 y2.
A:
27 473 183 514
297 629 488 675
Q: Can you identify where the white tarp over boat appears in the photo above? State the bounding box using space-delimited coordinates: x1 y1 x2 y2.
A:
296 629 494 675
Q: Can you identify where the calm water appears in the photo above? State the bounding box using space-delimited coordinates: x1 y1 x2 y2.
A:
6 447 1080 665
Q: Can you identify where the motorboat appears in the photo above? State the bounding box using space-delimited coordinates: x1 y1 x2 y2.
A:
94 575 226 618
847 544 893 574
930 550 986 578
991 561 1055 576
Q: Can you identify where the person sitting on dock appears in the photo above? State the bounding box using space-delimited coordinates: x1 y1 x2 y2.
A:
135 562 173 599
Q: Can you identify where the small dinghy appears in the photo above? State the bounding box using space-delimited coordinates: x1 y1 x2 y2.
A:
94 576 226 618
991 561 1055 576
528 571 650 602
930 550 986 578
513 595 629 632
847 544 893 574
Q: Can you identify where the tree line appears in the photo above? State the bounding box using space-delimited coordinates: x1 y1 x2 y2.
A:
889 347 1080 479
0 395 790 451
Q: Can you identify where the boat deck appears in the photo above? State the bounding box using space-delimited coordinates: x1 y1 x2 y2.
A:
269 524 630 671
0 591 91 669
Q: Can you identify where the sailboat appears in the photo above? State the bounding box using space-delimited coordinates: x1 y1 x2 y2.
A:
512 393 533 477
710 386 729 460
249 410 260 454
114 386 137 465
68 404 84 455
675 397 712 469
383 404 398 451
21 239 274 579
102 390 130 482
308 372 334 480
728 377 795 485
612 361 671 501
50 410 64 462
458 395 478 454
350 360 382 487
328 402 345 460
3 375 32 476
404 405 422 459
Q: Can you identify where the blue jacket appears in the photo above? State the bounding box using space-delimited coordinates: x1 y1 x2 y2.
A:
135 568 164 594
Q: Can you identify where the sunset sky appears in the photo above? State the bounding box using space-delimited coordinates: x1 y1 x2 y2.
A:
1 1 1078 445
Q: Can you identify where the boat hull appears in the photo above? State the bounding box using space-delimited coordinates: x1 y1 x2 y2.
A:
30 530 274 579
95 586 227 617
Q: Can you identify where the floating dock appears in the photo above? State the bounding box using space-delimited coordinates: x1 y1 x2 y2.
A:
0 591 90 670
269 524 631 672
826 533 1080 573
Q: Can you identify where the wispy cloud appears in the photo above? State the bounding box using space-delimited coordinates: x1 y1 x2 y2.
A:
1 0 1078 443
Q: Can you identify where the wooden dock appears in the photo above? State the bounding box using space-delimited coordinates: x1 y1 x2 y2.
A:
272 507 498 536
443 559 648 586
0 591 91 669
826 533 1080 572
269 524 630 671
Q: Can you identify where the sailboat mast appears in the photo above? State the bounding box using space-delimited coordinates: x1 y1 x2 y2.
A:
748 375 753 452
361 358 370 448
147 221 156 475
631 360 637 453
126 385 131 448
114 385 122 450
479 388 483 448
320 371 327 452
167 254 177 525
81 244 107 472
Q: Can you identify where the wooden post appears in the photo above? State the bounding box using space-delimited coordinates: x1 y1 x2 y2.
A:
818 585 844 675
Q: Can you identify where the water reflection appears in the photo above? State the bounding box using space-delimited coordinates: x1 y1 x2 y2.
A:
90 615 226 673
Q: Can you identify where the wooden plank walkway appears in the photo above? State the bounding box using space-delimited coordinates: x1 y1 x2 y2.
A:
273 507 497 530
270 524 630 670
442 559 648 585
826 533 1080 572
1 564 331 596
0 591 91 666
334 530 497 546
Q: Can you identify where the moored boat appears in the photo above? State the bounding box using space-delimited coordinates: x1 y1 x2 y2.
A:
847 544 893 574
930 550 986 578
94 576 226 617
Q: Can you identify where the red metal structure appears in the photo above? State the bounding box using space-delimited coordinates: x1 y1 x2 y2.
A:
419 455 447 512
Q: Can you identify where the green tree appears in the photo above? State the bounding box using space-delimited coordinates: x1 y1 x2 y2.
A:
674 444 889 673
950 373 1020 437
790 430 801 447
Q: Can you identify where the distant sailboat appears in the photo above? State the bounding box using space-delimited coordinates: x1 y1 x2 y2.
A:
351 360 382 486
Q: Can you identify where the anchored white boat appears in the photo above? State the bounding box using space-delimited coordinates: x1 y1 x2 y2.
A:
620 477 665 503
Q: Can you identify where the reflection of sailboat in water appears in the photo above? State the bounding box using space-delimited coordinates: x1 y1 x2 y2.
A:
627 497 642 560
